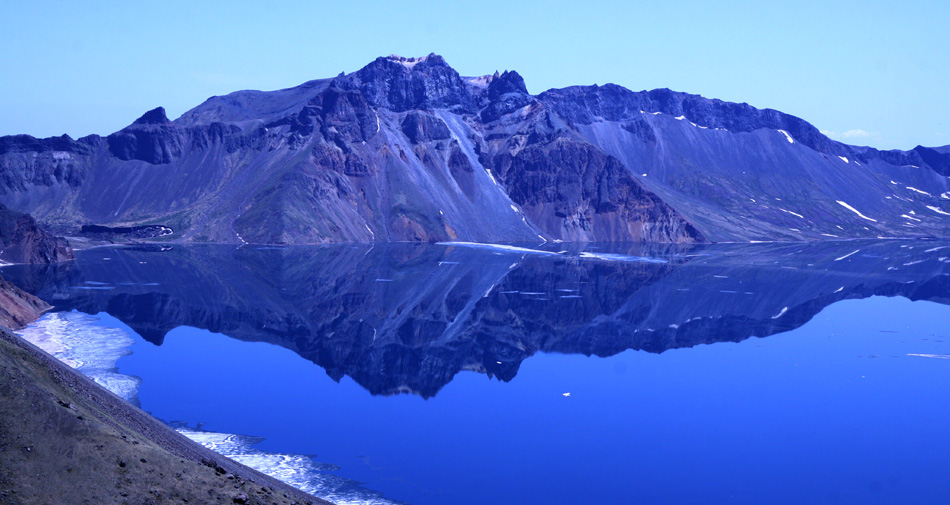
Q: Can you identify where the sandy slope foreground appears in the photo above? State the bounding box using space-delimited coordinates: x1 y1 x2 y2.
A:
0 327 330 505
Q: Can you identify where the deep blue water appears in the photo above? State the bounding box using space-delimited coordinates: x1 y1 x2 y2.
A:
9 241 950 504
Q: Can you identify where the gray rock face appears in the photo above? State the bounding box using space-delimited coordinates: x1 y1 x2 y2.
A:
0 54 948 244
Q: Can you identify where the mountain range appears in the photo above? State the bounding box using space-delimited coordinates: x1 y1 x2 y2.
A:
1 54 949 244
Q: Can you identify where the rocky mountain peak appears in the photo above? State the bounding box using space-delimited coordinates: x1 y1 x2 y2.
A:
351 53 475 112
132 107 171 125
487 70 528 100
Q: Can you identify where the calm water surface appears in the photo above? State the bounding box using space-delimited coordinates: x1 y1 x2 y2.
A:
10 241 950 504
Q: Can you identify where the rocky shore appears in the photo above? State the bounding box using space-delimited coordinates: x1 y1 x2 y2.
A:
0 295 330 504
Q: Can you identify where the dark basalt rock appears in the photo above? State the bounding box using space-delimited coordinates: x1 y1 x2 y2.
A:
489 135 703 242
401 111 451 144
351 54 477 113
132 106 172 125
107 108 184 164
480 70 537 123
913 145 950 176
0 204 73 264
0 133 97 156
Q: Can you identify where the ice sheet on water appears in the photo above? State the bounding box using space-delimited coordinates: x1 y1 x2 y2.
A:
176 428 401 505
577 252 667 264
437 241 562 256
18 312 141 402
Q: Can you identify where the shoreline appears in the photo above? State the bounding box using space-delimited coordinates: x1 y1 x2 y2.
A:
0 325 330 505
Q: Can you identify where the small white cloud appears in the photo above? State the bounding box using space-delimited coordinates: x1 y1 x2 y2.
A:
842 129 871 138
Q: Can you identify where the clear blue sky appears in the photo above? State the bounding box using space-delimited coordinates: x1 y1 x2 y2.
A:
1 0 946 150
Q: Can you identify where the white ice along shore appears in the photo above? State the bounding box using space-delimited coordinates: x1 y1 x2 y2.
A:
437 241 668 263
17 311 400 505
17 311 141 402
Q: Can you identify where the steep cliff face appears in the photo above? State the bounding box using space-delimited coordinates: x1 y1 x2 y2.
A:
0 54 947 244
0 204 73 264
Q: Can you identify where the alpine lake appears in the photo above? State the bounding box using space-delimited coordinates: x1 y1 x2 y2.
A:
8 239 950 505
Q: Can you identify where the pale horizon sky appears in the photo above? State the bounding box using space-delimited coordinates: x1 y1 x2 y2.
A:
1 0 947 150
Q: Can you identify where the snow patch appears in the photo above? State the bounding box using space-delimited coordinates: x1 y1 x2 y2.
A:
836 200 877 222
485 169 501 187
779 208 804 219
906 186 932 197
465 75 493 89
387 54 430 69
902 214 922 222
771 307 789 319
927 205 950 216
835 250 860 261
777 130 795 144
838 156 849 163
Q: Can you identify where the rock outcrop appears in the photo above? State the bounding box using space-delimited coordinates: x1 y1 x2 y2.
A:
0 275 49 329
0 204 73 264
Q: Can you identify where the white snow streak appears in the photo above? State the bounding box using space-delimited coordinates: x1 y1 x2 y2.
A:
837 200 877 222
779 208 804 218
777 130 794 144
927 205 950 216
771 307 789 319
906 186 932 197
902 214 922 222
838 156 849 164
485 169 500 187
835 250 860 261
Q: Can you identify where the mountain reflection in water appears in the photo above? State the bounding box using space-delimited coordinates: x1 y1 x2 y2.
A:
6 240 950 397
